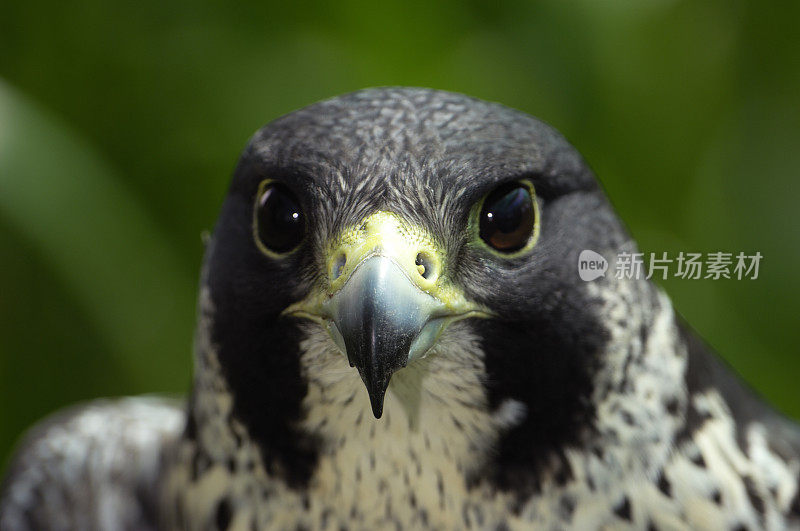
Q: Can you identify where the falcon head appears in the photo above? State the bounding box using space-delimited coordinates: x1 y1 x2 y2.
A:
199 88 641 485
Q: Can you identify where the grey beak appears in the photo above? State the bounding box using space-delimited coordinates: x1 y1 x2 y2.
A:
324 256 446 418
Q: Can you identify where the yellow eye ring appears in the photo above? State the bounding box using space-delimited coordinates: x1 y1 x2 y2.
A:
252 179 305 257
472 180 540 257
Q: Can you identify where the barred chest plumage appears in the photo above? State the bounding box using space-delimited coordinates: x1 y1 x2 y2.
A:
161 283 800 530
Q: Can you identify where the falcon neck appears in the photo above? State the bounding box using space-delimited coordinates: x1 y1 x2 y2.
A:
184 298 522 490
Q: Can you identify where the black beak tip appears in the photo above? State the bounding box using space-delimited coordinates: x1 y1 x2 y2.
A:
360 373 389 419
370 396 384 419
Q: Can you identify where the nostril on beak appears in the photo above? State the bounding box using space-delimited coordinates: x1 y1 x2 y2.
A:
332 253 347 280
415 252 436 280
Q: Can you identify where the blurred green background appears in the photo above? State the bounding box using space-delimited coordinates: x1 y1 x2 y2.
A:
1 0 798 470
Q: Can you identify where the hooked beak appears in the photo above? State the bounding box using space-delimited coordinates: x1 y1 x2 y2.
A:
325 255 448 417
284 211 489 418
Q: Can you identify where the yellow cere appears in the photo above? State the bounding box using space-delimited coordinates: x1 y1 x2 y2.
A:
285 211 492 320
328 212 437 289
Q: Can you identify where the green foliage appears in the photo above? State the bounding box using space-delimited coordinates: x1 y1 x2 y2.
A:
1 0 798 468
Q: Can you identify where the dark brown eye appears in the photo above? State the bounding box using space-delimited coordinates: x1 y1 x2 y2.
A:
254 182 305 253
479 183 535 253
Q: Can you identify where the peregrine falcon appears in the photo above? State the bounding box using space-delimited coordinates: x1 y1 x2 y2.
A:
2 88 799 530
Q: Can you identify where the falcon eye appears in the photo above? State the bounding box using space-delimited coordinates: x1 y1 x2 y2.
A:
253 181 305 254
478 182 537 253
